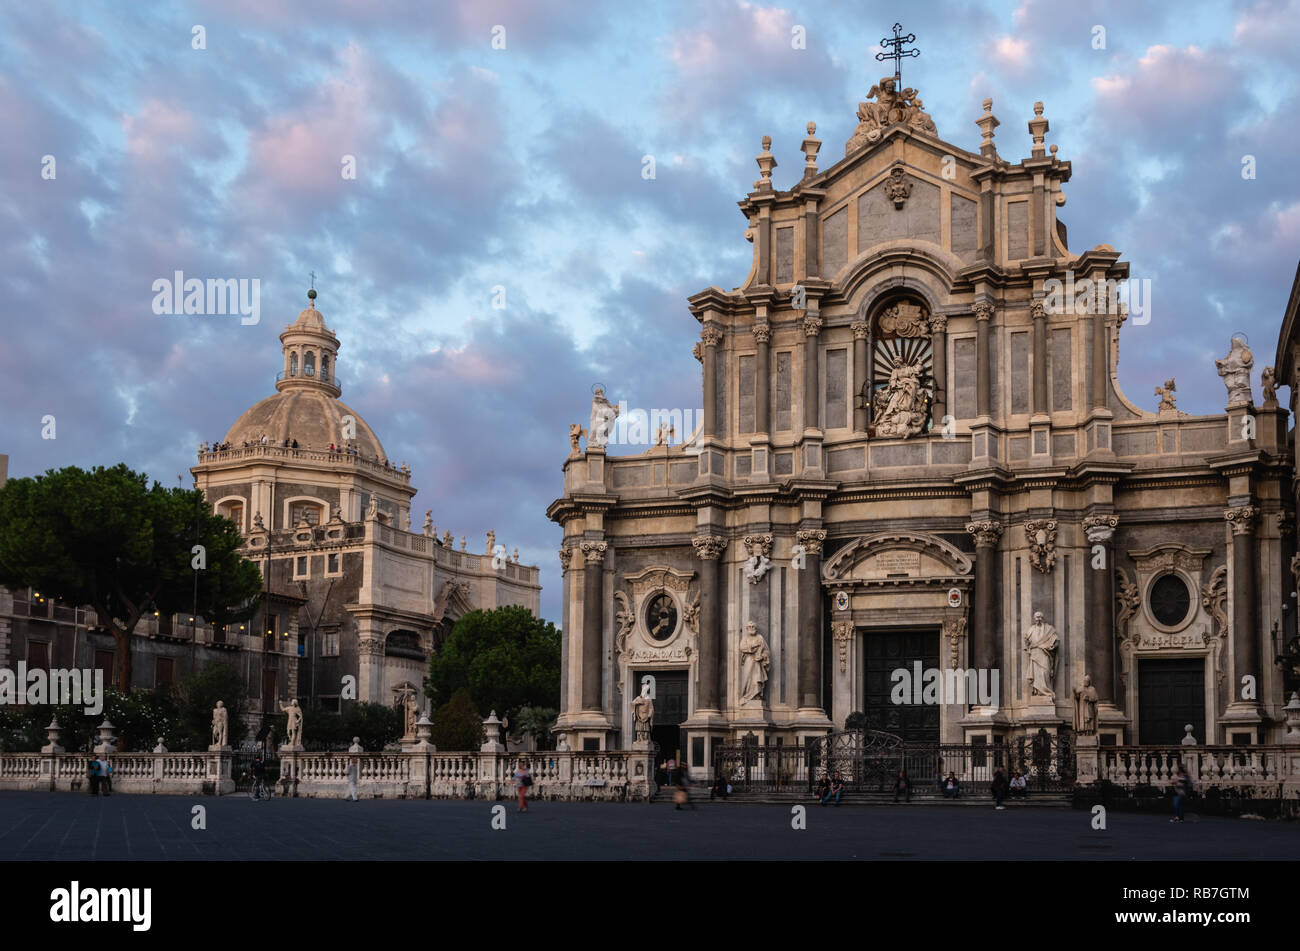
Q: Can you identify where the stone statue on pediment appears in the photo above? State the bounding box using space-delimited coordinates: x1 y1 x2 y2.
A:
588 387 620 449
1215 336 1254 405
847 78 937 154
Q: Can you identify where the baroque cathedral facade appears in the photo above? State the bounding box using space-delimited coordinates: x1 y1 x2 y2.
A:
548 79 1295 771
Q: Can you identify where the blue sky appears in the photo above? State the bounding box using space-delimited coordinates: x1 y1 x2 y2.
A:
2 0 1299 623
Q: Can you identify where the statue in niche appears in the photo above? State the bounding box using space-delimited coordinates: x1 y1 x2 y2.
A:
873 361 929 438
738 621 771 704
1023 611 1059 700
1215 336 1254 404
588 387 620 449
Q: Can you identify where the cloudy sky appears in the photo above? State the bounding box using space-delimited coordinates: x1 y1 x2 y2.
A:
2 0 1298 623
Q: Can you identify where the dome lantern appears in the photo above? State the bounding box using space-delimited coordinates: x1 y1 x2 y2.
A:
278 286 341 397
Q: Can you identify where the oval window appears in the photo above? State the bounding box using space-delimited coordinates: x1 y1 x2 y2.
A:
1149 573 1191 627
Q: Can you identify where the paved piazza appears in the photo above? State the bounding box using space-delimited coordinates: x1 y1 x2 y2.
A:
0 792 1295 861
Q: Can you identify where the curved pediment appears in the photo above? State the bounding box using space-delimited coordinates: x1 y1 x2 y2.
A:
822 532 972 583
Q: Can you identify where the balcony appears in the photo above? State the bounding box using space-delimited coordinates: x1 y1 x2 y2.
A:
275 369 340 393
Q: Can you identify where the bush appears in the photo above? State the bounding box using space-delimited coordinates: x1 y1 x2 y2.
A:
430 689 483 751
172 664 248 750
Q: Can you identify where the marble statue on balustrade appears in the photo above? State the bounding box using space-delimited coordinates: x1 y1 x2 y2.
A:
1024 612 1059 701
210 700 229 750
396 684 419 738
1073 675 1099 736
739 621 771 704
1215 336 1254 404
280 698 304 749
588 387 620 449
631 682 655 743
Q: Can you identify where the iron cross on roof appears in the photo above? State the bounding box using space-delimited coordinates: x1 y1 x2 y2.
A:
875 22 919 86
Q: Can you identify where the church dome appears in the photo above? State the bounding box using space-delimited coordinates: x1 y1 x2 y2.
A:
223 389 387 460
291 305 330 334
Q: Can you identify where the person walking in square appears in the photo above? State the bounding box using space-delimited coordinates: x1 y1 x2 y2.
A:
345 756 359 802
1171 764 1192 822
514 760 532 812
87 756 100 796
102 757 113 796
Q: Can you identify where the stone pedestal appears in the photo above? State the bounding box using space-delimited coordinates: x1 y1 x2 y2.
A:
1021 699 1065 729
94 720 117 756
1220 703 1263 744
959 707 1011 744
206 749 236 796
1075 733 1100 786
41 717 63 755
1097 702 1129 744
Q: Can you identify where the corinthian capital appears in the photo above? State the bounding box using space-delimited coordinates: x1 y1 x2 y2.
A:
752 323 771 344
1224 505 1258 535
973 301 994 322
1030 299 1046 320
581 541 608 564
1082 514 1119 544
928 313 947 333
701 326 724 348
744 534 774 558
795 529 827 554
557 547 574 574
691 534 727 560
802 315 823 337
850 320 870 339
966 520 1002 547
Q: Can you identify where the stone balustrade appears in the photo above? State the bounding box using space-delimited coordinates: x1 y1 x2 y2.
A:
1096 746 1300 796
0 748 656 801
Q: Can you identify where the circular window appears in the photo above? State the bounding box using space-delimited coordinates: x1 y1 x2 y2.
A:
644 593 678 642
1149 573 1191 627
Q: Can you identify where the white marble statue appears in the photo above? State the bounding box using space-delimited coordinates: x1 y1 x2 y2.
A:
743 551 772 584
631 682 655 742
1215 336 1254 404
1024 611 1059 700
588 387 620 449
210 700 228 748
396 684 419 738
279 698 303 747
738 621 771 704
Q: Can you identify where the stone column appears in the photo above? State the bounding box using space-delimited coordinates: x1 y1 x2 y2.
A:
974 301 993 417
1225 505 1260 695
357 628 384 704
1083 515 1119 703
851 320 870 432
701 324 723 438
803 312 823 432
966 521 1003 677
930 313 948 428
557 547 574 716
692 535 727 712
580 541 607 712
795 529 827 710
754 324 771 433
1031 300 1048 415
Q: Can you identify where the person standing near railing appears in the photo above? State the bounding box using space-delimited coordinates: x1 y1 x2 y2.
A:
345 756 359 802
513 760 532 813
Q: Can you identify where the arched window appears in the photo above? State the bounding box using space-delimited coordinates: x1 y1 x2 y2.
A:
320 354 330 381
870 297 935 438
289 352 298 376
304 352 316 377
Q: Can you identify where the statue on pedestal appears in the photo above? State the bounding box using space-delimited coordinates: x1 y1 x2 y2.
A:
1215 336 1254 404
631 683 655 742
279 698 304 748
738 621 771 704
1024 612 1059 700
588 387 620 449
210 700 228 748
1073 675 1099 735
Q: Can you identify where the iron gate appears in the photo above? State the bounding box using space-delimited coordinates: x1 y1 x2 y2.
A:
714 729 1075 796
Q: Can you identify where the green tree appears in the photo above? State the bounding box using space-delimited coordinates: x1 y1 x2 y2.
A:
426 606 560 725
430 689 483 751
515 706 558 750
342 702 403 751
0 464 263 690
173 663 248 750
